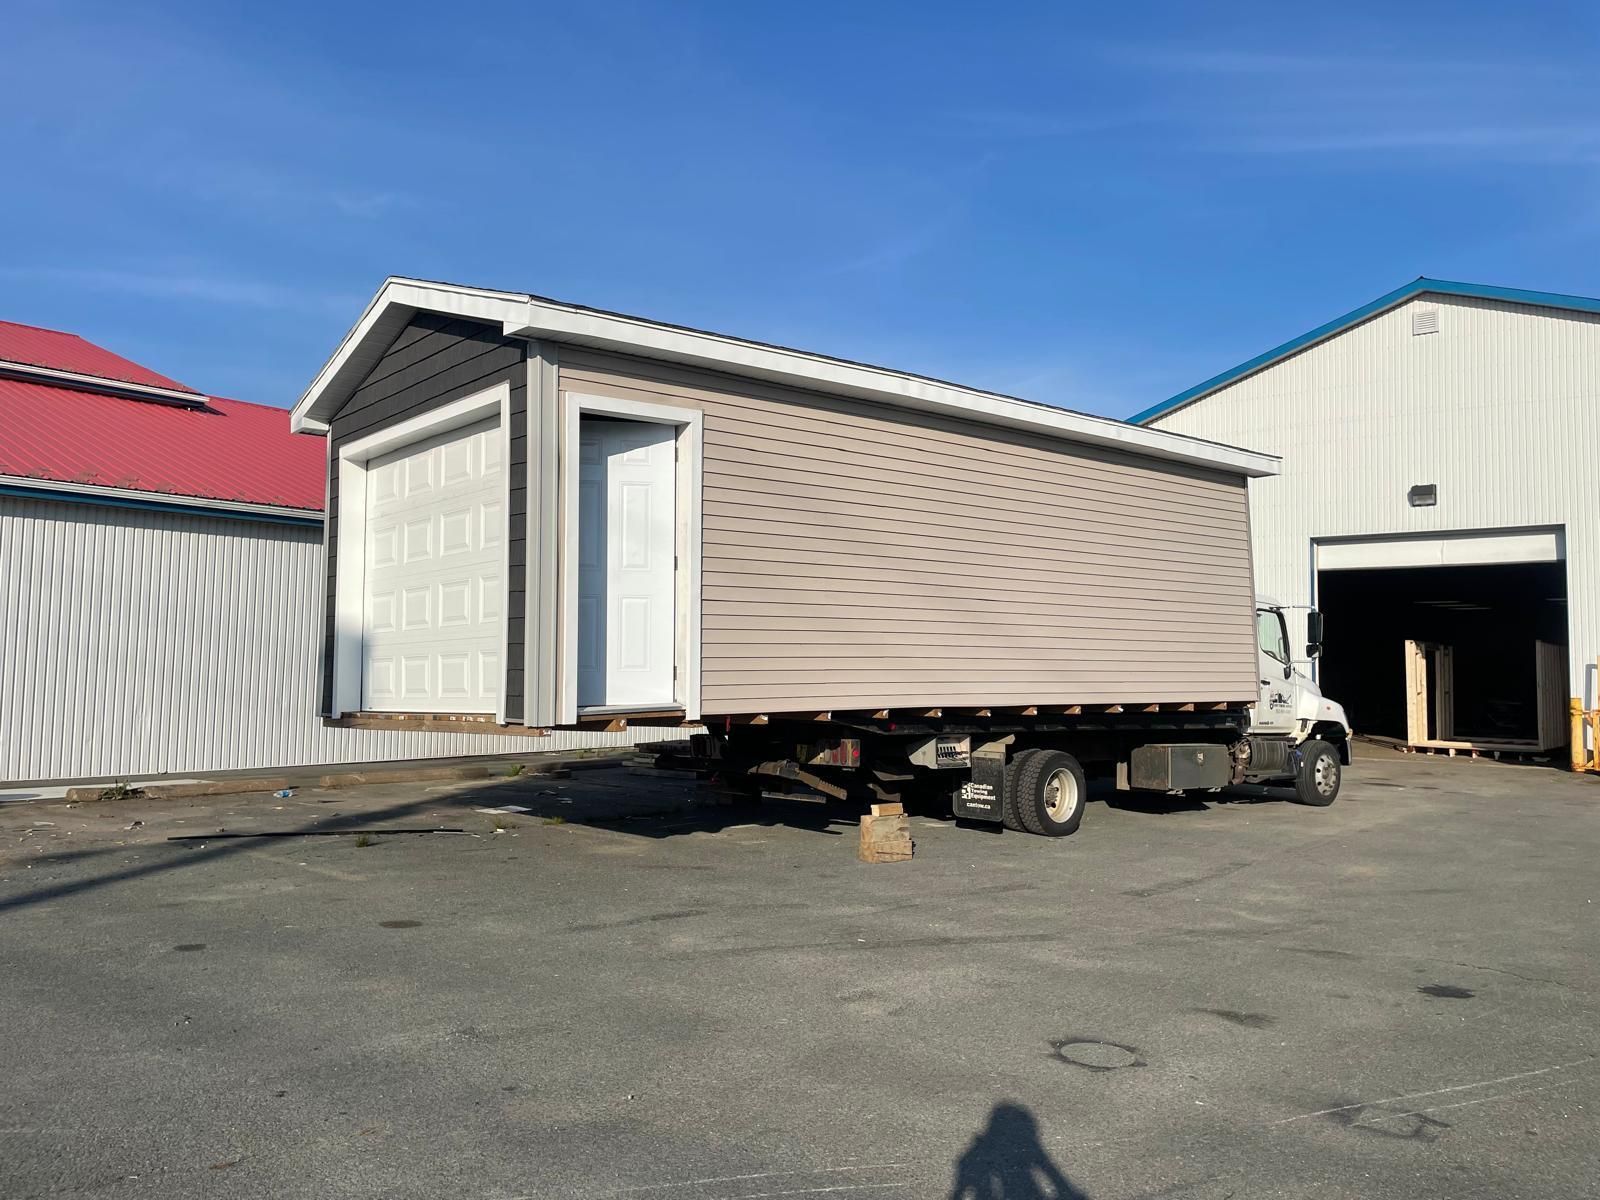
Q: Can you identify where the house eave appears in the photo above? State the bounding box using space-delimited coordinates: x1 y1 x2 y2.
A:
293 278 1280 478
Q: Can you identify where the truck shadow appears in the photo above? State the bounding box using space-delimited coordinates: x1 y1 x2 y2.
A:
0 764 1322 917
1093 778 1300 814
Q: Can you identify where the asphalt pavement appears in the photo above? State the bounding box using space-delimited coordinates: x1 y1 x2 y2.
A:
1 748 1595 1199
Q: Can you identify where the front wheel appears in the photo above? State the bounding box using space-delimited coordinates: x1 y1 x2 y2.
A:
1294 739 1342 806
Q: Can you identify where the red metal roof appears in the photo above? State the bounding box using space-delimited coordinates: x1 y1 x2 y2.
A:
0 377 325 514
0 319 198 394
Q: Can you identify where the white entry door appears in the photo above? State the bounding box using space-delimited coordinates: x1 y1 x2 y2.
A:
363 417 504 713
577 419 677 708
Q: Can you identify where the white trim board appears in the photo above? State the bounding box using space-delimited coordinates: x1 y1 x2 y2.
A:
291 278 1279 478
331 382 514 721
1317 528 1564 572
558 391 703 726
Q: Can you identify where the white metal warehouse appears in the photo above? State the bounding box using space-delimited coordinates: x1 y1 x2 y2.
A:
1135 278 1597 756
0 318 645 784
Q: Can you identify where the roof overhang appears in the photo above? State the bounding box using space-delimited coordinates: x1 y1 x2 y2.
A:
0 474 322 525
293 277 1279 478
1131 276 1600 426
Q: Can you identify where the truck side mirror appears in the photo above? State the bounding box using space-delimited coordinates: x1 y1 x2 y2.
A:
1306 609 1324 658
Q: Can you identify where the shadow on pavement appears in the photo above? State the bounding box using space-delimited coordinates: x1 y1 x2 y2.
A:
950 1101 1088 1199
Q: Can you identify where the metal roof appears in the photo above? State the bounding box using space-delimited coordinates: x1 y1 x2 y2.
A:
1129 277 1600 426
0 318 198 394
0 377 324 514
0 320 323 517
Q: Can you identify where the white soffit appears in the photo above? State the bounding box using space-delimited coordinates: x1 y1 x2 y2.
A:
1317 529 1564 572
293 279 1280 478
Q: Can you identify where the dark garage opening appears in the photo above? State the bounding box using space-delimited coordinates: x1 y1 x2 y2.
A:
1317 561 1568 744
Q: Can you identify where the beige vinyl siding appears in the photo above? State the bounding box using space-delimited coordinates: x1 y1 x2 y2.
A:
560 348 1259 714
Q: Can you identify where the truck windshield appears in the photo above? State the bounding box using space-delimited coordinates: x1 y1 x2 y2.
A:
1256 610 1291 664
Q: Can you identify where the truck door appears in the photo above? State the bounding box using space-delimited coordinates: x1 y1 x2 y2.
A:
1250 608 1297 735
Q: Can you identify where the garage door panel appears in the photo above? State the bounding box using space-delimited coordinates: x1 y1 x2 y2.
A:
362 416 504 714
440 508 473 556
370 524 400 569
369 591 397 634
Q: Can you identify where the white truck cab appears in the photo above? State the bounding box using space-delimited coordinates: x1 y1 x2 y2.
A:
1248 598 1353 803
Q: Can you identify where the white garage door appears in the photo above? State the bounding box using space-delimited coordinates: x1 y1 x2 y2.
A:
362 417 504 713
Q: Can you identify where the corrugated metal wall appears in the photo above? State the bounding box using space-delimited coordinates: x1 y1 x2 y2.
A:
0 495 658 783
1147 293 1599 717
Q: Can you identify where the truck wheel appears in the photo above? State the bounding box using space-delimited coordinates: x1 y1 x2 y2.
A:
1011 749 1087 836
1001 755 1029 831
1294 740 1341 806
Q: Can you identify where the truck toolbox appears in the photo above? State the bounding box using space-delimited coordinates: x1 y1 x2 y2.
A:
1129 743 1233 792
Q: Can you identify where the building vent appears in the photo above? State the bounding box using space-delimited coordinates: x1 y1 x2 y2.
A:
1412 307 1440 336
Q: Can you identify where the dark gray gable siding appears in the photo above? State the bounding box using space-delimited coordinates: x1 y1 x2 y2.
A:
320 313 529 720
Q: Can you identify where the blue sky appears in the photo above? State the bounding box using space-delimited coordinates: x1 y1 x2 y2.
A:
3 1 1598 416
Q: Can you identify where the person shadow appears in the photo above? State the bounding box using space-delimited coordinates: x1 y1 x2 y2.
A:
950 1102 1088 1199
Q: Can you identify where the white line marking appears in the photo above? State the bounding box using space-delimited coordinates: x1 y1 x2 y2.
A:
1351 1078 1584 1127
736 1185 910 1198
507 1163 913 1199
1274 1056 1595 1124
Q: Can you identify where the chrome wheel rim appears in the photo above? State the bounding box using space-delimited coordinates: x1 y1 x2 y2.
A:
1313 754 1339 796
1043 768 1080 822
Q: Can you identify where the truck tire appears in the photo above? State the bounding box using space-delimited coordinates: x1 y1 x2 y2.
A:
1001 755 1029 831
1010 749 1087 837
1294 739 1342 806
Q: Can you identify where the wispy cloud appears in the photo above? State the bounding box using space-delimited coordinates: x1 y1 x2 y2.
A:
1226 125 1600 159
963 41 1600 165
0 266 360 315
1101 46 1524 78
822 208 965 277
951 108 1161 140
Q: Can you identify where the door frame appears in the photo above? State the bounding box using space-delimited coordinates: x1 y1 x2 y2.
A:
559 391 702 725
331 381 514 721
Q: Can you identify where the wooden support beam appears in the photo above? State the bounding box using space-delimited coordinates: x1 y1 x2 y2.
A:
921 708 943 718
1139 703 1160 713
974 708 992 718
1103 704 1124 714
872 709 891 721
326 713 552 737
1175 703 1195 712
1062 705 1082 716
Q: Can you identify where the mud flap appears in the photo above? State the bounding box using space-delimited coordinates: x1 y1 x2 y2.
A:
952 747 1006 823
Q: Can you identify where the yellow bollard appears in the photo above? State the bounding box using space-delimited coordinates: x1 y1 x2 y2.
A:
1574 698 1588 773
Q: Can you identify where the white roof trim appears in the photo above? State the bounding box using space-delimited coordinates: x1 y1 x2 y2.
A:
0 474 321 522
0 358 205 407
292 278 1279 477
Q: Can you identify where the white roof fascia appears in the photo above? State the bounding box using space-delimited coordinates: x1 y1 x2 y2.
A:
293 278 1280 477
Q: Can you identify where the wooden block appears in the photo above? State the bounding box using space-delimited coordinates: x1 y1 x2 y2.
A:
869 802 905 817
858 812 913 863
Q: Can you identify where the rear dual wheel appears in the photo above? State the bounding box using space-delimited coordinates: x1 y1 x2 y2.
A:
1002 749 1087 837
